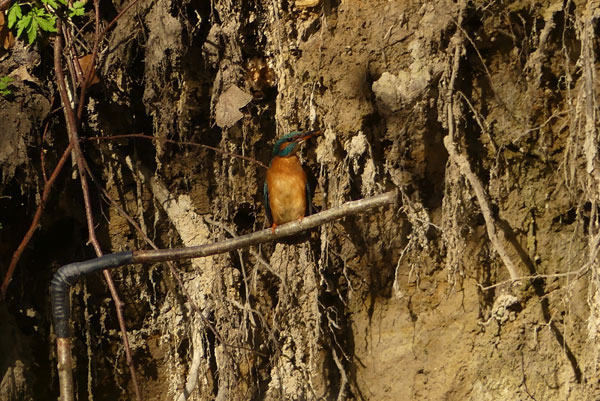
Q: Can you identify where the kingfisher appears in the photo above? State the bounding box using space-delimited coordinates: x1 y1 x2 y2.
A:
264 130 321 232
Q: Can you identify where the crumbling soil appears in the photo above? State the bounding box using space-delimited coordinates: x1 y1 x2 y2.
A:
1 0 600 400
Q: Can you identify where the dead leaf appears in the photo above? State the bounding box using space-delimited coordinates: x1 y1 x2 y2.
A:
9 65 38 85
76 54 100 87
0 11 15 52
214 85 252 128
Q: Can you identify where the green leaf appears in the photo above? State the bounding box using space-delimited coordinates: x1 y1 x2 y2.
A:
16 14 32 39
16 24 25 39
0 77 14 96
35 15 57 33
17 14 31 28
27 19 38 44
0 76 14 85
69 1 86 18
7 3 22 29
8 3 59 45
42 0 60 9
68 8 84 18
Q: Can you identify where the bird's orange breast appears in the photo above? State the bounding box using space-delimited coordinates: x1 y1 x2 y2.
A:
266 156 307 225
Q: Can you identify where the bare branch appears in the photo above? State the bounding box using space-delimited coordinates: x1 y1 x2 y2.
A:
132 190 398 264
1 142 74 299
86 133 269 169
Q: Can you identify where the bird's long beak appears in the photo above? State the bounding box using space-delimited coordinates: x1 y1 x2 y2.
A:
294 130 322 143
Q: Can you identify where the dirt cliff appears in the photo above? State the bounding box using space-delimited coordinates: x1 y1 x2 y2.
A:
1 0 599 400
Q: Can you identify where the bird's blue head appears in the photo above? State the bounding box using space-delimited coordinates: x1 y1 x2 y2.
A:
272 130 321 158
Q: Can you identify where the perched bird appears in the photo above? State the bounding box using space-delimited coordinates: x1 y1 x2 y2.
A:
264 130 321 232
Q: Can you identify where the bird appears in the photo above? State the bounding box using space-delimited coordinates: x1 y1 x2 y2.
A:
264 130 321 232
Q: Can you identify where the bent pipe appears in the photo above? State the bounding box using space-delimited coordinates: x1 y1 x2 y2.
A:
49 190 397 338
50 251 134 338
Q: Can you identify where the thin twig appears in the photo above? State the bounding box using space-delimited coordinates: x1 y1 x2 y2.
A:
250 248 283 281
478 265 589 291
40 120 53 183
451 18 522 126
76 0 100 120
332 347 348 401
85 133 269 169
0 143 74 299
61 24 80 99
100 0 143 39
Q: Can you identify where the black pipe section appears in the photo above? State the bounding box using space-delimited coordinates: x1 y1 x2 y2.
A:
50 251 134 338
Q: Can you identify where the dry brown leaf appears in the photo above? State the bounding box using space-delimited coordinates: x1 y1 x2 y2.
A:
76 54 100 87
214 85 252 128
9 65 38 84
0 11 15 52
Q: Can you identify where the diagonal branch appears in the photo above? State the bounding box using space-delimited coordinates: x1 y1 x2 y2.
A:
1 142 74 299
54 19 142 401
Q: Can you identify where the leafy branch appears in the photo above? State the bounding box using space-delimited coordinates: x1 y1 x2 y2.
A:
6 0 85 44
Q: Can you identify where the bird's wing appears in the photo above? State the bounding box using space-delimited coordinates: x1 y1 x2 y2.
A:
305 181 312 216
263 181 272 223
